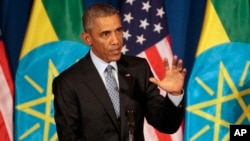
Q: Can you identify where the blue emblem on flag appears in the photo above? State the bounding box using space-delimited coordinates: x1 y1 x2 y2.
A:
185 42 250 141
15 41 89 141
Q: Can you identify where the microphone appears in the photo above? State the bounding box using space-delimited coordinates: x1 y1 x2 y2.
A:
126 105 136 141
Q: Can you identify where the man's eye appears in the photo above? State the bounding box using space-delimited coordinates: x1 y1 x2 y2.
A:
102 32 109 38
117 28 123 33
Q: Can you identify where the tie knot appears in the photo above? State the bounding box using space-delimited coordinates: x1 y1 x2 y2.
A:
106 65 114 74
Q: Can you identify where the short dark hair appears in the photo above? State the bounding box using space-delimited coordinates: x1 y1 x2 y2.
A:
82 3 120 33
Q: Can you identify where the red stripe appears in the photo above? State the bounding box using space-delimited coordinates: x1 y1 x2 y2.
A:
0 112 10 141
156 129 172 141
0 40 14 96
0 39 13 141
145 45 165 80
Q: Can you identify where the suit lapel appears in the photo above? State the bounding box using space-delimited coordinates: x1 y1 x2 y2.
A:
79 54 136 136
79 54 120 130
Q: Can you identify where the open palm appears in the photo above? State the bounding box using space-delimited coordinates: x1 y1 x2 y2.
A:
149 55 187 95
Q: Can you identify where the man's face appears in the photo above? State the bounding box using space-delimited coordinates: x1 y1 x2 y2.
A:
84 14 123 63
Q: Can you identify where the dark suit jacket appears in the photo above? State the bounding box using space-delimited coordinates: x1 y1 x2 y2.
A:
53 52 185 141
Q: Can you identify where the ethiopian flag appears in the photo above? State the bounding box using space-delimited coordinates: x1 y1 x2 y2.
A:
15 0 89 140
184 0 250 141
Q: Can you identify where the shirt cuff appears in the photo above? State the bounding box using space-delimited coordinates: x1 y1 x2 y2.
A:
167 90 184 107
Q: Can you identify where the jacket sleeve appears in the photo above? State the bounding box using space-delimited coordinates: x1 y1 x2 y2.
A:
53 76 85 141
141 59 185 134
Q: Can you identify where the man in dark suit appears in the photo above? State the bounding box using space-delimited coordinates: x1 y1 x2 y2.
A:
53 3 187 141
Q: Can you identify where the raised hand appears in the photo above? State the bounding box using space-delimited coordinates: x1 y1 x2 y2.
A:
149 55 187 95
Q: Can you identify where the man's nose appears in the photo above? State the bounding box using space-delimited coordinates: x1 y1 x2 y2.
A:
110 33 120 44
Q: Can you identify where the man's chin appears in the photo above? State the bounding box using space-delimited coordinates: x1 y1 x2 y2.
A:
110 54 122 61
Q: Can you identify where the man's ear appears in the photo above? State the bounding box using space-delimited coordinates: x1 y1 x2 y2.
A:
81 32 92 46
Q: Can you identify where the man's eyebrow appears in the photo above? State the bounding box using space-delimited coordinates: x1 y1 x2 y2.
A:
100 30 111 35
100 27 123 35
116 27 123 31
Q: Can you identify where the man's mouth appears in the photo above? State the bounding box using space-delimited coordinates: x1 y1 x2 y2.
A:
110 48 121 55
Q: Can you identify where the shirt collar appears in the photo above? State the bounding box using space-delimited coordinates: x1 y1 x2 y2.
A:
90 50 117 73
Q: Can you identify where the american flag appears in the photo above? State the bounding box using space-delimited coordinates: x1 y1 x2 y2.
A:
0 30 14 141
120 0 183 141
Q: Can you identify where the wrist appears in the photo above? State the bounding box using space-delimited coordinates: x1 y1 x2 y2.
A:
168 89 184 96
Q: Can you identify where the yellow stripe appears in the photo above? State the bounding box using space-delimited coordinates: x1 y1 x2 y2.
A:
195 77 214 96
24 75 44 94
196 0 230 56
190 125 210 141
19 123 40 140
20 0 58 59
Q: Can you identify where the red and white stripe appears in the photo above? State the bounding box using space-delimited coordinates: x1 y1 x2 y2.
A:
0 39 14 141
137 36 183 141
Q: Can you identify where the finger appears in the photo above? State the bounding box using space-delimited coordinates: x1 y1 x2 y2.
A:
177 59 183 71
181 68 187 75
172 55 178 69
163 58 170 70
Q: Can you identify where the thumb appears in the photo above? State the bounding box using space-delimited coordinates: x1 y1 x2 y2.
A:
149 77 159 85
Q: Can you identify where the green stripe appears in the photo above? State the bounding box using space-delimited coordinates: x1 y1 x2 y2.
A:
42 0 84 42
212 0 250 43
